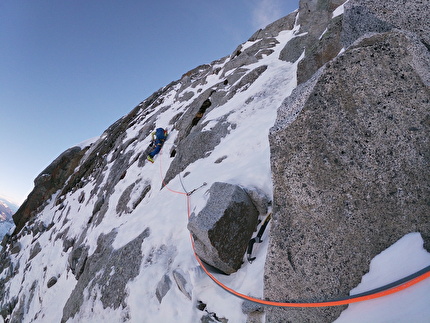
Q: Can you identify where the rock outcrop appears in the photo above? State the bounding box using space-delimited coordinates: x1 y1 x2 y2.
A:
266 0 430 322
188 182 260 274
62 228 150 322
12 146 87 235
341 0 430 48
280 0 345 84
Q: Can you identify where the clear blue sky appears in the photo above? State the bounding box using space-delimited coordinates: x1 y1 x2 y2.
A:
0 0 298 205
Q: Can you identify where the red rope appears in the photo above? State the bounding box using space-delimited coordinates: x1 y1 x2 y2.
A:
156 144 430 307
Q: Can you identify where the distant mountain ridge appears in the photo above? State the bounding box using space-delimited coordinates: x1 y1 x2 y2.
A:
0 197 16 244
0 197 19 215
0 198 16 222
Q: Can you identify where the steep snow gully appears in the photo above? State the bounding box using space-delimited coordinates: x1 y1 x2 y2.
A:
1 0 430 322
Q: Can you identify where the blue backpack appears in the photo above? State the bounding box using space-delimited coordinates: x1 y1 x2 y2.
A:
155 128 166 141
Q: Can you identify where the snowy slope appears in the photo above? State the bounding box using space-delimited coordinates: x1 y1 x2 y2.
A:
335 233 430 323
1 2 429 322
0 26 301 323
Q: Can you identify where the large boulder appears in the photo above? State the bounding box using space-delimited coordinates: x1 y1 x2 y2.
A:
188 182 260 274
265 28 430 322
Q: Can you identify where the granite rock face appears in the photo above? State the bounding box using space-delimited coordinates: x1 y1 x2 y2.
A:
279 0 346 84
12 147 87 234
342 0 430 48
188 182 260 274
266 10 430 323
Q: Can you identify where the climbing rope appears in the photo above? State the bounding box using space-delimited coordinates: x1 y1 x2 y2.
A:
156 147 430 307
195 255 430 307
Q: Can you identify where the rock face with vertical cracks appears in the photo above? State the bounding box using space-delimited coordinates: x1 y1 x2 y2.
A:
279 0 346 84
266 29 430 323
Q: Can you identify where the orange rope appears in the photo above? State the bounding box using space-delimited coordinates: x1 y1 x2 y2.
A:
158 151 187 196
156 145 430 307
157 148 190 216
193 252 430 307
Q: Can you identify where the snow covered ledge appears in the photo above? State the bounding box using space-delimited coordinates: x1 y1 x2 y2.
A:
335 233 430 322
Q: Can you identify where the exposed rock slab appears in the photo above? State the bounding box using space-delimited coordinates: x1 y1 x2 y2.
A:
280 0 346 84
62 228 150 322
266 30 430 322
12 146 86 234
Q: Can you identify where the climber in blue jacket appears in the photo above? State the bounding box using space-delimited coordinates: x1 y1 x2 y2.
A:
147 127 168 163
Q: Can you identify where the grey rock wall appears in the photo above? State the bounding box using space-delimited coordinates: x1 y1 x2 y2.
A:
266 25 429 323
12 146 87 235
62 228 150 322
342 0 430 47
279 0 347 84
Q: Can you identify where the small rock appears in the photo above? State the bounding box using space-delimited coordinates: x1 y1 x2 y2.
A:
10 242 21 255
29 242 42 260
172 269 192 300
47 277 58 288
155 274 172 303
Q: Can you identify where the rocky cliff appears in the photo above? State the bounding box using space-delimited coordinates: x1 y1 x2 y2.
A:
0 0 428 322
266 0 429 322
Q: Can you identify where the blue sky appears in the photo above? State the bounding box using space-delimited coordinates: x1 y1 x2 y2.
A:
0 0 298 205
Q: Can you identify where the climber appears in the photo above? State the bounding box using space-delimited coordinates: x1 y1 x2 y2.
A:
147 127 168 163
